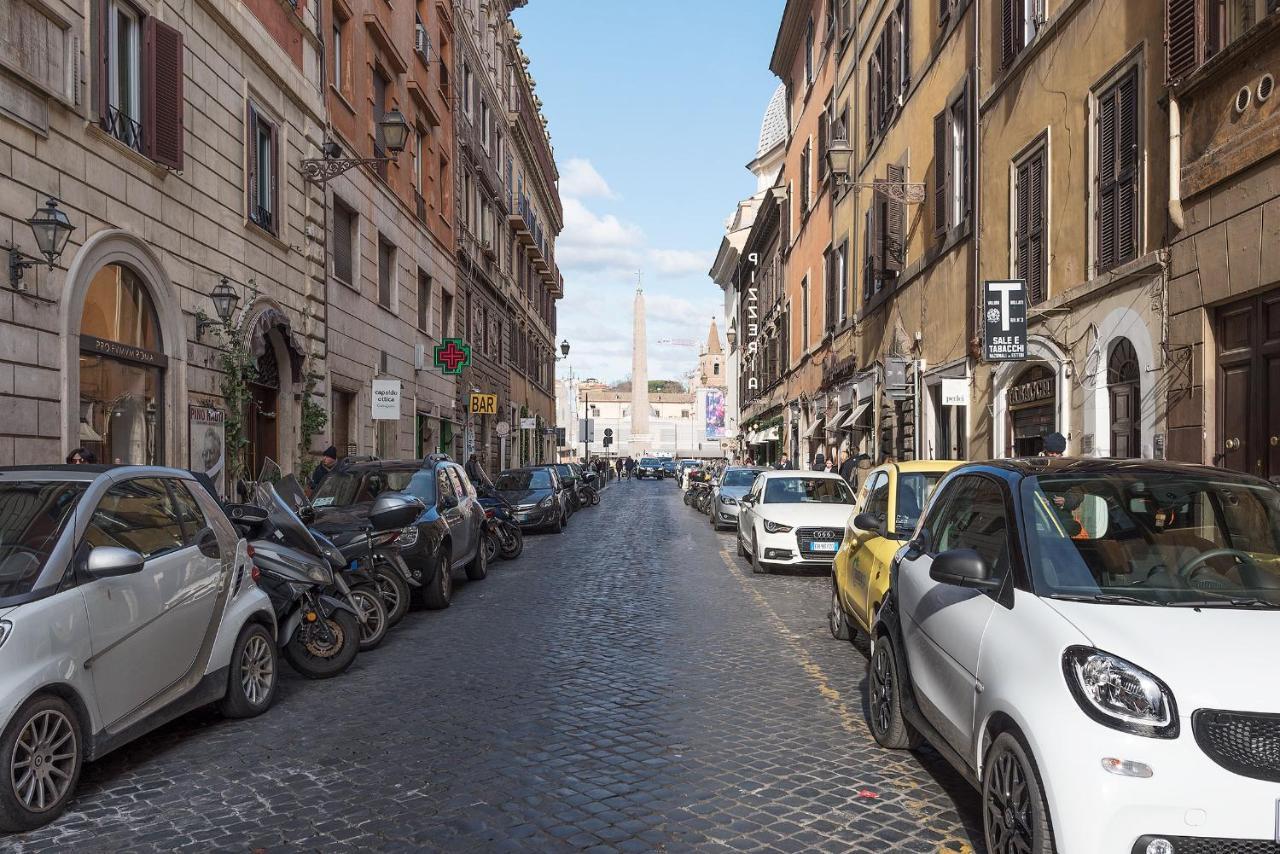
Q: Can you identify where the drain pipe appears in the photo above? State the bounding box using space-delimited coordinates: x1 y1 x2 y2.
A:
1169 95 1186 231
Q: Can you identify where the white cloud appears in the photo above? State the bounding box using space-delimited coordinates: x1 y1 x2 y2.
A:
558 197 644 271
560 158 618 199
647 249 713 277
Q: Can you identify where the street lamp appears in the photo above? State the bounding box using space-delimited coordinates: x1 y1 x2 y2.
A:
557 339 571 361
210 278 240 324
302 109 413 184
825 135 853 187
8 197 75 291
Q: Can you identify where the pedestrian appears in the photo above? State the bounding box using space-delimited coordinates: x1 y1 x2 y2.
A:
465 452 493 488
812 452 826 472
65 448 96 465
775 453 793 470
625 457 636 480
309 445 338 494
838 450 857 483
615 458 624 480
1043 432 1067 457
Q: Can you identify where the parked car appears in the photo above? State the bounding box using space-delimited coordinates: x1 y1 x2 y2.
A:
636 457 665 480
552 463 583 514
493 466 568 533
868 459 1280 853
735 471 857 572
0 465 278 830
313 456 486 610
661 459 677 479
710 466 766 530
829 460 960 639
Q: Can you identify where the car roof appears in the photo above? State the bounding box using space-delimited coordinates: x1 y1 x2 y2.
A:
758 469 846 479
336 459 445 474
957 457 1277 487
885 460 964 475
0 465 196 482
724 466 765 473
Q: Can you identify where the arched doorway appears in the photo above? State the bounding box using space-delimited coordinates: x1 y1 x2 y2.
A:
247 341 280 477
1108 337 1141 458
78 264 166 464
243 305 306 477
1006 364 1057 456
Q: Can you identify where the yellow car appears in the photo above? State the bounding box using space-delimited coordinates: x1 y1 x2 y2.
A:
829 459 961 639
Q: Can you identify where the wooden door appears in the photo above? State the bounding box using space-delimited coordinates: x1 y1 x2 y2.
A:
1217 287 1280 481
1108 338 1141 458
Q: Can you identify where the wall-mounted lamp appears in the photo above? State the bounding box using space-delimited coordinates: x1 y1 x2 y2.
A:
198 276 248 339
302 109 411 184
8 198 75 291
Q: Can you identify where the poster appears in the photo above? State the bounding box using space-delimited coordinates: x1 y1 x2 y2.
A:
188 406 226 497
705 388 726 440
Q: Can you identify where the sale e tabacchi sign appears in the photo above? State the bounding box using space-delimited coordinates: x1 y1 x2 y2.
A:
983 280 1028 362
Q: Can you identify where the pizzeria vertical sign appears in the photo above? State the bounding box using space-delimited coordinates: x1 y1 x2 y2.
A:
983 280 1028 361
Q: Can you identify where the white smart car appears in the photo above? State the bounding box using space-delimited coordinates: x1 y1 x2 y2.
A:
0 465 277 831
868 458 1280 853
735 470 857 572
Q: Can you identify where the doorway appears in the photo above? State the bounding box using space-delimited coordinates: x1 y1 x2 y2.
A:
1007 365 1057 456
1108 338 1141 458
1217 287 1280 481
246 344 280 477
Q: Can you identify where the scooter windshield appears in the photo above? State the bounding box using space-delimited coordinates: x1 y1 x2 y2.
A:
254 477 323 558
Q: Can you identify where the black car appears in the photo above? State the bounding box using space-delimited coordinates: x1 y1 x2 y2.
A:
312 456 487 609
636 457 665 479
494 466 569 532
552 464 582 512
661 459 677 479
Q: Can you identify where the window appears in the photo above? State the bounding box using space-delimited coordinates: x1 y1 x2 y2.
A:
1015 142 1048 303
247 105 278 234
378 235 395 309
463 61 473 116
800 139 812 211
866 3 910 145
332 18 345 91
837 240 849 320
818 105 830 181
85 478 185 559
824 246 836 333
933 84 970 238
1001 0 1046 69
496 319 504 364
99 0 183 168
864 472 889 524
412 128 424 196
480 98 490 151
332 197 356 285
1167 0 1273 82
438 155 449 217
801 275 810 348
373 70 390 179
805 15 815 84
417 271 432 332
440 288 453 336
169 480 213 549
1094 67 1139 274
928 476 1011 577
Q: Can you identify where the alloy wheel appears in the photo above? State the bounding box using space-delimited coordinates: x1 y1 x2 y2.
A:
828 586 847 639
870 643 894 736
375 574 401 617
10 710 76 813
352 590 384 643
986 747 1034 853
240 633 275 706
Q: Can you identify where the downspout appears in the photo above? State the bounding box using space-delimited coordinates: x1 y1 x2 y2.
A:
970 0 983 455
1168 95 1186 230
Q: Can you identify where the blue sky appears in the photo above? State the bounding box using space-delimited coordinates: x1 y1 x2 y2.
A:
514 0 785 386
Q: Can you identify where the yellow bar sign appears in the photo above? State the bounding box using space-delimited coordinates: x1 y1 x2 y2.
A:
469 393 498 415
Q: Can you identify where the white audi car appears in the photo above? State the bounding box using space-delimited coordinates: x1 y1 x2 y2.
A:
869 458 1280 853
735 470 857 573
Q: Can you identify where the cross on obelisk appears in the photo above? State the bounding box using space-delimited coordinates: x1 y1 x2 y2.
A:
630 271 651 455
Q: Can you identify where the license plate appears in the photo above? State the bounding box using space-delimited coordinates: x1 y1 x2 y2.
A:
809 541 838 553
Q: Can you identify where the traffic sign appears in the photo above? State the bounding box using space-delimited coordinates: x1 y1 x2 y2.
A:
495 420 510 437
604 428 614 438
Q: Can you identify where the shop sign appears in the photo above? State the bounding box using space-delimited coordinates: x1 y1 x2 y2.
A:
469 393 498 415
1008 376 1054 406
940 378 969 407
744 252 761 391
372 380 401 420
983 280 1028 361
433 338 472 375
80 334 168 367
519 417 537 430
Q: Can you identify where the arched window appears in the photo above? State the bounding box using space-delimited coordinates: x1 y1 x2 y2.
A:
1108 337 1141 458
713 362 720 375
78 264 166 464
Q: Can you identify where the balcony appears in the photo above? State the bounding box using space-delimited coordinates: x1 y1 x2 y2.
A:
509 209 533 245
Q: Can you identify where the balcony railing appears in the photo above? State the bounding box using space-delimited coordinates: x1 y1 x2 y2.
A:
105 105 144 153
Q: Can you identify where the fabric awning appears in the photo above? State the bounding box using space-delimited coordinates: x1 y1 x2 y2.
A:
838 401 871 430
802 417 824 438
247 308 307 383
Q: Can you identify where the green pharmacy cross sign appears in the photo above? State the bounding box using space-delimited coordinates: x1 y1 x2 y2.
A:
433 338 472 375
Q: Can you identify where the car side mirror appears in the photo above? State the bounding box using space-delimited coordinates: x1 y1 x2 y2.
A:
853 512 886 537
87 546 145 578
370 493 425 530
929 549 1001 591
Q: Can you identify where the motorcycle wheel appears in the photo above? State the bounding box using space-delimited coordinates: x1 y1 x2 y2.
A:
591 489 600 506
350 585 388 652
683 492 692 506
499 524 524 560
283 607 360 679
483 529 500 564
372 563 411 628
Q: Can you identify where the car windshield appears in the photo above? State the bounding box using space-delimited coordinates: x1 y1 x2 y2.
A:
721 469 760 488
496 470 552 490
0 481 85 599
764 477 854 505
641 458 662 467
1020 472 1280 607
314 469 435 507
895 473 942 533
554 465 575 479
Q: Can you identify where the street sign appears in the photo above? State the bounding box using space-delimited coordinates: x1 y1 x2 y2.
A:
519 417 537 430
578 419 595 443
983 280 1028 361
603 436 612 447
371 379 401 420
604 428 613 438
433 338 472 375
495 420 510 437
469 393 498 415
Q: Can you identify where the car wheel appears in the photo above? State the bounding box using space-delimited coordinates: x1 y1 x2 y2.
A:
465 537 488 581
219 622 278 718
550 510 564 534
983 732 1055 854
751 534 766 574
0 694 83 832
867 632 922 750
736 531 747 557
420 548 453 610
828 579 852 641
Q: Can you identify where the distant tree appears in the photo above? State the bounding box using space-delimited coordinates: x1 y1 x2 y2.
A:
650 380 685 393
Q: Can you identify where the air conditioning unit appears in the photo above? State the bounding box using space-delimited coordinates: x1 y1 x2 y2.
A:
415 23 430 59
415 343 427 370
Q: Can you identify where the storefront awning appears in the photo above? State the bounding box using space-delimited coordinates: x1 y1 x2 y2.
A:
837 401 871 430
802 417 824 438
746 426 780 445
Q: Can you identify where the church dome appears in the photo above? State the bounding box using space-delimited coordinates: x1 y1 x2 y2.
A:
755 82 787 159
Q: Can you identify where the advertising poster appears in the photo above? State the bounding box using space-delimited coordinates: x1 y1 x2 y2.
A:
188 406 226 497
705 388 726 440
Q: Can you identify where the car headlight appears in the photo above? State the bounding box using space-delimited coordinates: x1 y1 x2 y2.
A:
1063 647 1179 738
720 496 737 506
395 526 419 548
538 496 555 508
763 519 793 534
305 563 333 585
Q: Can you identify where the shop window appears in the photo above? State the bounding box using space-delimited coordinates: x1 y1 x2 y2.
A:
1006 364 1056 456
79 264 165 465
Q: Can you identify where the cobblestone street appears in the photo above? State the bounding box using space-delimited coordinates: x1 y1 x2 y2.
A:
11 482 981 853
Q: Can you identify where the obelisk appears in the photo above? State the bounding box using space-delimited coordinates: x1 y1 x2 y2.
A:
630 284 651 454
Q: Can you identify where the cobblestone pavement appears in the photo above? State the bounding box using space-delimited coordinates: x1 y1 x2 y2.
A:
11 480 982 853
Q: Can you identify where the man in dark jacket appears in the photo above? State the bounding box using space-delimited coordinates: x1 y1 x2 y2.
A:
838 450 858 483
465 453 492 488
309 446 338 494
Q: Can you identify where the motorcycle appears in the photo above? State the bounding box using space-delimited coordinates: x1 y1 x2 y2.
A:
576 481 600 508
477 487 524 562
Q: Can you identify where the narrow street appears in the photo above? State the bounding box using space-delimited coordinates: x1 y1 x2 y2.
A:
13 483 980 853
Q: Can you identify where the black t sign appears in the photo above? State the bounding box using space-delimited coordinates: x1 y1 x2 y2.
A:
984 280 1027 361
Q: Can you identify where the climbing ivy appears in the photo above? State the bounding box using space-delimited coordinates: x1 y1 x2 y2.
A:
298 370 327 478
196 307 257 484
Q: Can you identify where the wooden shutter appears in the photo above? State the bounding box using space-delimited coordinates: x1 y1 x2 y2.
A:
95 0 109 123
939 0 950 23
247 105 260 224
933 111 948 237
1116 70 1140 265
900 0 910 92
269 120 279 234
1000 0 1021 69
143 17 184 170
884 164 905 273
1165 0 1199 83
958 87 970 219
1017 149 1047 303
1096 83 1117 271
884 23 897 113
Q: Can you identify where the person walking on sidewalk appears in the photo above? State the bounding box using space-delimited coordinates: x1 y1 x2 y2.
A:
624 457 636 480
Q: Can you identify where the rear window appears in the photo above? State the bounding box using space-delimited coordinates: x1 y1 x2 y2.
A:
496 470 552 490
314 468 435 507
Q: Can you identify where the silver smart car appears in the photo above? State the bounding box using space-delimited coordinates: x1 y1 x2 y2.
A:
0 465 277 831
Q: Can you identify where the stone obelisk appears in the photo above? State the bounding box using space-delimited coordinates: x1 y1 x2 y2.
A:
630 283 651 454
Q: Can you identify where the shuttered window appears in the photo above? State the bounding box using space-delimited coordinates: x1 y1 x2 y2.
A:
863 205 881 302
417 271 432 333
246 105 279 235
378 235 395 310
1015 145 1048 304
884 163 905 274
144 18 183 169
824 247 837 332
333 198 356 286
933 112 948 237
97 0 183 169
933 85 971 241
1095 68 1139 274
1001 0 1045 69
800 140 812 212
